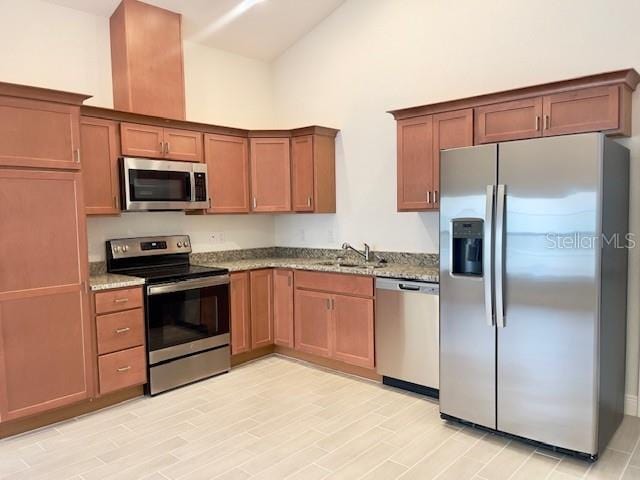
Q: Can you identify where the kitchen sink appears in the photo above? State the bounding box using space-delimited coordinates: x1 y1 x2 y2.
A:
316 260 384 269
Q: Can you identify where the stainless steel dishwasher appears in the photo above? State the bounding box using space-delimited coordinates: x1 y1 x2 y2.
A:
375 278 439 397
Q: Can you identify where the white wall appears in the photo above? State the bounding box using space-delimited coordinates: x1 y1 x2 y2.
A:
270 0 640 406
0 0 277 262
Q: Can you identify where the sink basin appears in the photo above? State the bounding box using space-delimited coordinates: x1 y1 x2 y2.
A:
315 260 384 269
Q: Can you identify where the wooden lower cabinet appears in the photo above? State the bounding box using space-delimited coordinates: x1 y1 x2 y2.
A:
230 272 251 355
294 289 332 357
250 270 274 349
333 295 375 368
93 287 146 396
273 269 294 348
294 272 375 369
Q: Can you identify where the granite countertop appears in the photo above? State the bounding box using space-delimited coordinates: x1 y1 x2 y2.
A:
88 247 439 291
89 273 146 292
194 257 439 283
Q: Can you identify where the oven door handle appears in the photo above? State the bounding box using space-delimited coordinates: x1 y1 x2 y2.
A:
147 274 230 296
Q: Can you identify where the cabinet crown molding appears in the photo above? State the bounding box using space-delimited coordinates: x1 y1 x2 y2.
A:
0 81 91 106
388 68 640 120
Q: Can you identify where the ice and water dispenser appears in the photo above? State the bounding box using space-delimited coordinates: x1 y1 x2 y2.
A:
451 219 483 276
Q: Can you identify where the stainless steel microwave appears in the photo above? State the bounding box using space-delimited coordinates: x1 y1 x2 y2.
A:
120 157 209 211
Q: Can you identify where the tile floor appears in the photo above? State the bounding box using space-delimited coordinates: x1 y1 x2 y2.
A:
1 355 639 480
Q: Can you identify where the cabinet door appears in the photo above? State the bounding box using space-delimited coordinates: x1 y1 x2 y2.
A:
250 269 274 349
164 128 203 162
294 289 332 357
542 86 619 137
250 138 291 212
80 117 121 215
230 272 251 355
273 269 294 348
475 97 542 144
120 123 164 158
332 295 374 368
432 109 474 209
291 135 314 212
0 169 92 421
205 134 250 213
397 115 434 211
0 97 80 170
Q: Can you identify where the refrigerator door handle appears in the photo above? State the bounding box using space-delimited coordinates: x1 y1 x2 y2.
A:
484 185 495 327
495 184 506 328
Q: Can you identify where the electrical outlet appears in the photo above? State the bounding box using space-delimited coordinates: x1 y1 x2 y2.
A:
210 232 225 244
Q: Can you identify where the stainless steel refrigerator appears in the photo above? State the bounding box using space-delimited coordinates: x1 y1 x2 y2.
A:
439 133 629 459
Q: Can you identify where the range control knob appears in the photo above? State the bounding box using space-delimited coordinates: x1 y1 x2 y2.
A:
177 242 183 248
123 245 129 252
183 241 189 248
114 245 122 253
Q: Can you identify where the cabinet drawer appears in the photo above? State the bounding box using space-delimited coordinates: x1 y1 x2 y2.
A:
94 287 143 315
295 270 374 297
98 346 146 395
96 308 145 355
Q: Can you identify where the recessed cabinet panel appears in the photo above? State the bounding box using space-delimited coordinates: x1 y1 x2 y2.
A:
230 272 251 355
250 138 291 212
333 295 375 368
273 269 294 348
543 86 619 136
475 97 543 144
120 123 164 158
163 128 203 162
397 116 434 211
205 134 250 213
294 289 332 358
250 269 274 349
292 135 314 212
81 117 121 215
0 97 80 170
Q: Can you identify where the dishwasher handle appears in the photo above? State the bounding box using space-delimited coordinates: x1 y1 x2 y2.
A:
376 278 439 295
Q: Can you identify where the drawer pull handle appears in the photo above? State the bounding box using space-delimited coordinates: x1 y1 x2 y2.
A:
114 298 129 304
117 366 132 373
115 327 131 334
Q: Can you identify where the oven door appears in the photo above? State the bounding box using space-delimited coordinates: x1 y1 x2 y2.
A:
122 157 195 211
146 275 230 365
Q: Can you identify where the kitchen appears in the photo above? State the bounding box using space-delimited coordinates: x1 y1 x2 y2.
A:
1 0 640 479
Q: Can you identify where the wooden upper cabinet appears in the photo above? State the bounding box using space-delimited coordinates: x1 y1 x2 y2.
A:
397 115 434 211
250 269 274 349
294 289 332 358
163 128 203 162
432 109 473 209
205 134 250 213
110 0 186 120
120 123 164 158
291 133 337 213
80 117 121 215
230 272 251 355
291 135 314 212
0 169 93 422
120 123 202 162
475 97 543 144
273 269 294 348
0 97 80 170
332 295 374 368
542 86 620 137
250 137 291 212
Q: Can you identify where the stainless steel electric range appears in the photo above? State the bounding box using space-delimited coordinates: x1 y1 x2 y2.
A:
106 235 230 395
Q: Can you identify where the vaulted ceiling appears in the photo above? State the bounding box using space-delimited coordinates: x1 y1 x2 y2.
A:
43 0 345 61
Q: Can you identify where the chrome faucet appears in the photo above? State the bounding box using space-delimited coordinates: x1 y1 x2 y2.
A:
341 242 375 262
